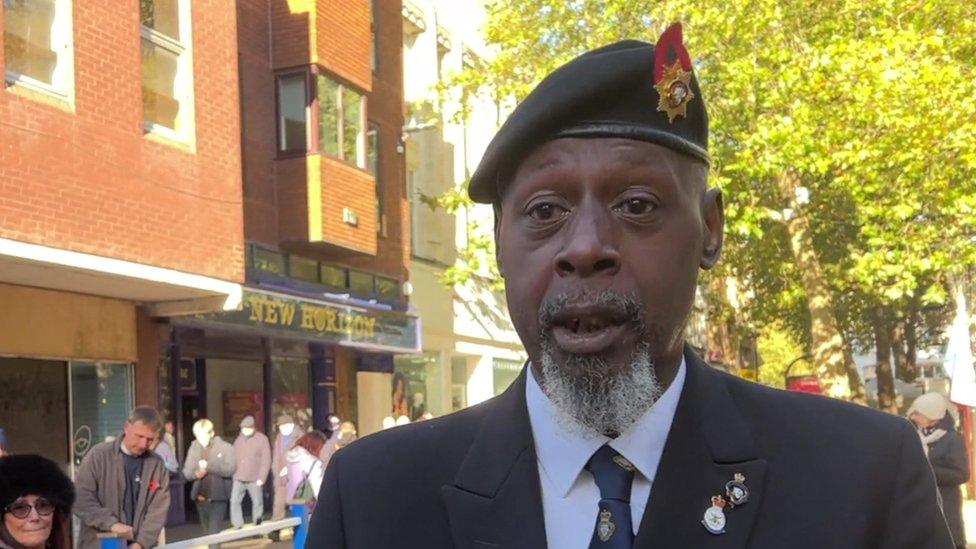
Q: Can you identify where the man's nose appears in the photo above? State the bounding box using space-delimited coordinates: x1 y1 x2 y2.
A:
553 203 621 278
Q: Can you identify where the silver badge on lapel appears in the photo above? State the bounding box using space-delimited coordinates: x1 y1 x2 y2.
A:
725 473 749 508
701 495 727 535
597 509 616 542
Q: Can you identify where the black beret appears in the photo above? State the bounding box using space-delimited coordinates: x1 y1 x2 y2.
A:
0 455 75 514
469 24 708 204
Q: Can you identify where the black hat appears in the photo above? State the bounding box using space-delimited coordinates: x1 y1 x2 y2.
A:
0 455 75 514
469 23 708 204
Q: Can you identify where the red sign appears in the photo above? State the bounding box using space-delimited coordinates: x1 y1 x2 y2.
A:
786 375 822 395
223 391 264 434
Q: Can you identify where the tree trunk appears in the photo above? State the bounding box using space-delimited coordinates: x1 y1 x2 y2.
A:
905 298 919 378
705 276 742 372
892 315 916 383
778 171 866 403
872 307 897 414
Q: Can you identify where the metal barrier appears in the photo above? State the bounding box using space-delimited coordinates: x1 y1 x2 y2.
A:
98 505 309 549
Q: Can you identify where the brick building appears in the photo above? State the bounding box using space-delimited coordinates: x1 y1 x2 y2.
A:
0 0 415 472
159 0 417 443
0 0 243 469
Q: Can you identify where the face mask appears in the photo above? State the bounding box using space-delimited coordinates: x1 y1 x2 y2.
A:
240 427 255 437
195 432 213 447
278 423 295 437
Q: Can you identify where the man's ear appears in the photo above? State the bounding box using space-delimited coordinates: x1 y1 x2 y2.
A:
700 187 724 269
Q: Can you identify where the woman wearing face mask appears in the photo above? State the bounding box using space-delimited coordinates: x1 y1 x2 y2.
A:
271 415 299 521
908 392 969 548
0 455 75 549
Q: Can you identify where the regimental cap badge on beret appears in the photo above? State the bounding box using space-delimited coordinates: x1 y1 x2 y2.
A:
653 23 696 124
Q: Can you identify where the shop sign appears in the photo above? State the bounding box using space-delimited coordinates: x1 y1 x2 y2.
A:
190 290 420 352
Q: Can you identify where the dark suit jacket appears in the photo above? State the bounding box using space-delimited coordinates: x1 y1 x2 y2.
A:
306 348 953 548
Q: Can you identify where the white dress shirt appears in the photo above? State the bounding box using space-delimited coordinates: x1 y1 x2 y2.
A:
526 357 686 549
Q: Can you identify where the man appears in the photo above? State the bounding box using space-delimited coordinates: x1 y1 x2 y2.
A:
183 419 236 536
231 415 271 528
74 406 171 549
270 414 299 520
307 24 952 548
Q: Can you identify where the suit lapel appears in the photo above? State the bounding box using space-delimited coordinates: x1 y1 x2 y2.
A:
442 367 548 549
635 347 767 548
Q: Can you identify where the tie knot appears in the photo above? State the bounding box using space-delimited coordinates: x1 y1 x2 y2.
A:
585 445 635 503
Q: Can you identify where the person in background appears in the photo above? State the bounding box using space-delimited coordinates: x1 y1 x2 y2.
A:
152 436 179 475
183 419 235 536
270 415 299 521
285 432 327 503
909 392 969 548
0 455 75 549
74 406 170 549
230 416 271 529
161 421 177 454
391 373 409 418
318 416 342 464
0 429 7 457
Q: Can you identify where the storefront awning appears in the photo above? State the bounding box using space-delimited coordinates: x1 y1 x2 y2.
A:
171 288 422 354
0 237 242 312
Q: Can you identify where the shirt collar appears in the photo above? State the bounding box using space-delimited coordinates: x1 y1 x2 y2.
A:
526 357 687 497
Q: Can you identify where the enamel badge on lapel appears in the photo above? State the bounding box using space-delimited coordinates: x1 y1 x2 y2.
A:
653 23 696 124
597 509 616 542
701 495 727 535
702 473 749 535
725 473 750 507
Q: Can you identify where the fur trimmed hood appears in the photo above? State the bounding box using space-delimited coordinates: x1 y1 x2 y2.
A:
0 455 75 514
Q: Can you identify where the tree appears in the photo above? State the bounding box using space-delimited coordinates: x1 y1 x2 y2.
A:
446 0 976 402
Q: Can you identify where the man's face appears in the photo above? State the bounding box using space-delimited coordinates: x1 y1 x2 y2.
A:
497 137 723 389
122 421 159 456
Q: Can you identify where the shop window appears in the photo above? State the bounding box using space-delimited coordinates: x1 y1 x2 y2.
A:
140 0 194 140
348 269 374 295
276 71 308 153
492 358 522 396
204 359 264 438
0 358 69 468
3 0 74 98
451 356 469 411
320 264 348 289
70 362 133 465
317 73 366 168
271 357 312 432
393 352 443 420
289 255 319 283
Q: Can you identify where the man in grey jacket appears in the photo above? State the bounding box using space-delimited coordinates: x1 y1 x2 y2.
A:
74 406 171 549
230 415 271 528
183 419 236 535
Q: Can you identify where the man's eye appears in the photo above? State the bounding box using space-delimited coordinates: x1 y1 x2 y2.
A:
527 203 567 221
616 197 655 216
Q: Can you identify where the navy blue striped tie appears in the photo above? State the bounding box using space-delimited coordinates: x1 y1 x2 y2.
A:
586 445 636 548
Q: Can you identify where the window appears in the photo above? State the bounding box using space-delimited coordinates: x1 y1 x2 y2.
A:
140 0 193 139
320 264 348 289
3 0 73 97
375 276 398 299
348 269 374 295
317 73 366 168
71 362 133 466
368 122 382 232
277 72 308 152
288 255 319 283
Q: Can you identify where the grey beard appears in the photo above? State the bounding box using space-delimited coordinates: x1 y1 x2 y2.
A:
539 339 663 437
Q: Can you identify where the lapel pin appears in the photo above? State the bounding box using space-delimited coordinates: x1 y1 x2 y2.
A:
725 473 749 508
597 509 616 542
701 495 727 535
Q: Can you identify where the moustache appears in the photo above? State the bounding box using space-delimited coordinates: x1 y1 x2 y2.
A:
538 289 645 334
